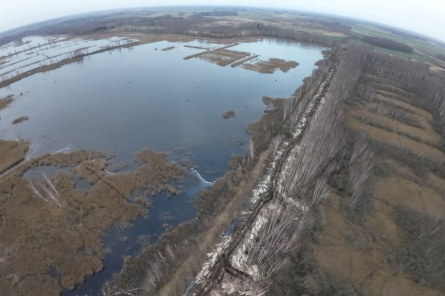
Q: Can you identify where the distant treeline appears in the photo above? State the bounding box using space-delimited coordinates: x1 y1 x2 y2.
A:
0 10 340 48
362 36 413 53
190 11 238 17
186 22 339 46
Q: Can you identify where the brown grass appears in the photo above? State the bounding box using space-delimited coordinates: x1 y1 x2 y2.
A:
314 191 444 296
231 55 259 68
242 58 299 74
0 140 29 174
426 173 445 193
347 115 445 160
162 46 175 51
350 108 441 144
374 175 445 217
12 116 29 124
222 110 236 118
0 95 13 110
375 93 433 120
197 52 245 66
0 149 186 296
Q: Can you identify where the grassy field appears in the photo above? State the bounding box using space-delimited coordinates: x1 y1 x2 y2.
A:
350 24 445 65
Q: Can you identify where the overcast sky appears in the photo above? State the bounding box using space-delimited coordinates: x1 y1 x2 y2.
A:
1 0 444 41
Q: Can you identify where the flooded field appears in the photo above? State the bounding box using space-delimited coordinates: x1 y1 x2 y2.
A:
0 36 137 82
0 37 325 295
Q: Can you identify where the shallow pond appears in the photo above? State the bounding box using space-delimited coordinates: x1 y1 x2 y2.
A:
0 38 325 295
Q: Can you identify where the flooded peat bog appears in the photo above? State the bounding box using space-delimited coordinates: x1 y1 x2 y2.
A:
0 37 324 295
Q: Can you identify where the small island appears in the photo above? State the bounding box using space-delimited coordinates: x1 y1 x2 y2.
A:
222 110 236 118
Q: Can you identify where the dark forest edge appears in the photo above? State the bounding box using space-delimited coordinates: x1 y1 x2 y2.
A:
361 36 414 53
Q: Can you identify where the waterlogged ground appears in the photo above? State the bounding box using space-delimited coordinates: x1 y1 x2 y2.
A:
0 35 137 81
0 38 324 295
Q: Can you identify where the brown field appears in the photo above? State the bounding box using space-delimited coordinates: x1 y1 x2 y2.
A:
309 74 445 296
314 192 444 296
347 89 445 160
349 108 441 143
374 93 433 120
313 146 445 295
347 118 445 159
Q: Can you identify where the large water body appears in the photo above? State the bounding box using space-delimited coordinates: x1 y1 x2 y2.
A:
0 38 325 295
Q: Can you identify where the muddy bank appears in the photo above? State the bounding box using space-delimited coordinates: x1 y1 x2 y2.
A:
0 148 186 296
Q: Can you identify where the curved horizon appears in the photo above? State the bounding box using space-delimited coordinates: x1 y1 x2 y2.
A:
1 1 445 42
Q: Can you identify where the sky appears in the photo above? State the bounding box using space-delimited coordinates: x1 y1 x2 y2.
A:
1 0 444 41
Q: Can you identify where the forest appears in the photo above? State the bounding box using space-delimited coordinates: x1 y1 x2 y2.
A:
362 36 414 53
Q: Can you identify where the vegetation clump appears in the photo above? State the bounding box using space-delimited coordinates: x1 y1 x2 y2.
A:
0 139 28 174
162 46 175 51
12 116 29 124
222 110 236 118
243 58 299 73
0 94 13 110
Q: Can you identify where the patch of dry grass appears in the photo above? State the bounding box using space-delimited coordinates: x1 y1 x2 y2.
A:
349 108 441 144
0 140 29 174
0 95 13 111
375 93 433 120
347 115 445 160
242 58 299 74
222 110 235 118
12 116 29 124
374 175 445 217
197 52 245 66
314 191 444 296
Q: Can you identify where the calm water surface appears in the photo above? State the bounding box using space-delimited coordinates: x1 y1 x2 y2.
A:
0 38 324 295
